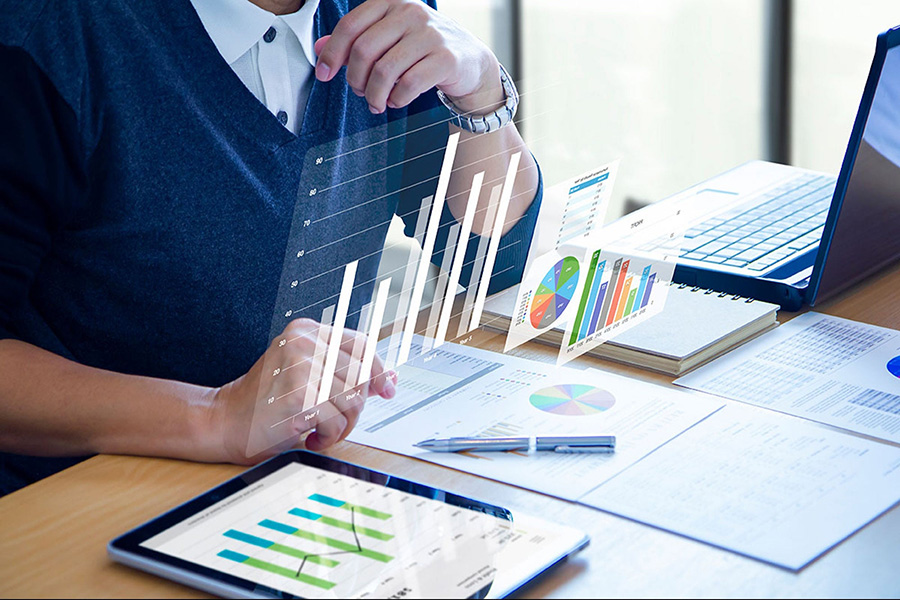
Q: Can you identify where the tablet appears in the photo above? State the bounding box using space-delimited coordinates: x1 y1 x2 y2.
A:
109 451 588 599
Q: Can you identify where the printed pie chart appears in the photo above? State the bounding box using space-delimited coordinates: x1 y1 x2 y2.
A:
888 356 900 379
530 256 580 329
530 384 616 416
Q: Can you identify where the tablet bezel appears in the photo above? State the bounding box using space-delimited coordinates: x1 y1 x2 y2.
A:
108 450 511 599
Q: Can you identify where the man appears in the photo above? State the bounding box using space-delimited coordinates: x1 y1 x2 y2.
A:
0 0 541 495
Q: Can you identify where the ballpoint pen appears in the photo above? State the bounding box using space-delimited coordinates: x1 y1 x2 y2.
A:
413 435 616 454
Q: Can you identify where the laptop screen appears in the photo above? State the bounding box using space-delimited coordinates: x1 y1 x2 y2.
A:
811 35 900 305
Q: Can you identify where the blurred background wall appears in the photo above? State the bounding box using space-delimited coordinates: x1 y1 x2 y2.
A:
438 0 900 217
377 1 900 321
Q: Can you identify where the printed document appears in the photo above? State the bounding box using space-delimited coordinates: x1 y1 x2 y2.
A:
580 404 900 570
675 312 900 443
349 339 724 501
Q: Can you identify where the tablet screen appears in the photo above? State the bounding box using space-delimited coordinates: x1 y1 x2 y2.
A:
140 459 510 598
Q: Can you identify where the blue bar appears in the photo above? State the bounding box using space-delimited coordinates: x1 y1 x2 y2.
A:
289 508 323 521
224 530 273 549
640 273 656 308
259 519 297 535
309 494 344 508
568 172 609 194
632 266 651 315
218 549 250 563
578 260 606 341
588 282 609 335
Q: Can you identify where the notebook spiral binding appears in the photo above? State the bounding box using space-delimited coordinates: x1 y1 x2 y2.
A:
670 281 756 303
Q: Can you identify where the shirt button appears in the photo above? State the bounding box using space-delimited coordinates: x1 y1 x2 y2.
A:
264 27 277 43
277 110 289 125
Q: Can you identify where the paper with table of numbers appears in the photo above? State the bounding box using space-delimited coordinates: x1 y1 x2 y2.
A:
675 312 900 444
580 403 900 570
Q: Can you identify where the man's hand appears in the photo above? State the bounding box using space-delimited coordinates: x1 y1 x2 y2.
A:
209 318 397 464
313 0 505 115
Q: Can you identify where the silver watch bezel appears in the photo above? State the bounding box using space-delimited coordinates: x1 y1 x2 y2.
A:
437 63 519 134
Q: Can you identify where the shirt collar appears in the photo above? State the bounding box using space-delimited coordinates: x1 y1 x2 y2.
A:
190 0 320 66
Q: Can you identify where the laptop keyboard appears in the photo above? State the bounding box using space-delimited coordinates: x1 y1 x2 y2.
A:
677 174 837 272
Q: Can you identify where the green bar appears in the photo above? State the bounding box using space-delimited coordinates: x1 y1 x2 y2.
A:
269 543 340 567
569 250 600 346
624 288 638 315
319 515 394 541
242 556 336 591
340 503 392 521
292 509 394 541
309 494 392 520
291 529 394 563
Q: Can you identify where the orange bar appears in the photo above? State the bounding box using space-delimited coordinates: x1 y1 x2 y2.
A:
614 276 633 322
605 259 630 326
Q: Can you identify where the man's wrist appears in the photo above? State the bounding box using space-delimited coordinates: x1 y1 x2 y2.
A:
446 58 505 115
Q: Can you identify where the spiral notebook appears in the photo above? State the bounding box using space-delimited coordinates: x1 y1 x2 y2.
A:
482 282 779 376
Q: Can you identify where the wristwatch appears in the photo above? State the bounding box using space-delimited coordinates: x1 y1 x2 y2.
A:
436 62 519 134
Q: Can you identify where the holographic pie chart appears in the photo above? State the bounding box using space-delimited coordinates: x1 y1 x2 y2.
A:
530 256 580 329
888 356 900 379
530 384 616 416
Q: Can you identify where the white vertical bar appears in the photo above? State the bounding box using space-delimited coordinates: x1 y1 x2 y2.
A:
456 184 501 338
469 152 521 332
342 301 370 392
423 223 460 348
398 132 461 365
303 304 334 410
358 277 392 387
434 171 483 347
316 260 358 406
385 196 431 370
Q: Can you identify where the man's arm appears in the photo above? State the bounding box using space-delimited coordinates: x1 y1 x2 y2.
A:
0 47 392 465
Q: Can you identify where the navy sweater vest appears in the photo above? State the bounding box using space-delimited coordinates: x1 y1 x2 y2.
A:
0 0 540 494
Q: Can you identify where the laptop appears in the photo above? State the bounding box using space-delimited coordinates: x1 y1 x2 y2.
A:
647 25 900 311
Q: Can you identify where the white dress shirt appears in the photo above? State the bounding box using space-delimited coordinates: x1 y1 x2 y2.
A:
191 0 320 136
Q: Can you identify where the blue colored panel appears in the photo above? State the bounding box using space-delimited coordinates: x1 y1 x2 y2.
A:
259 519 297 535
568 172 609 194
224 529 274 549
289 508 323 521
218 549 249 563
309 494 345 508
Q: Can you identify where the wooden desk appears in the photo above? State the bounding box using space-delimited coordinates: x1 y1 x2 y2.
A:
2 263 899 599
